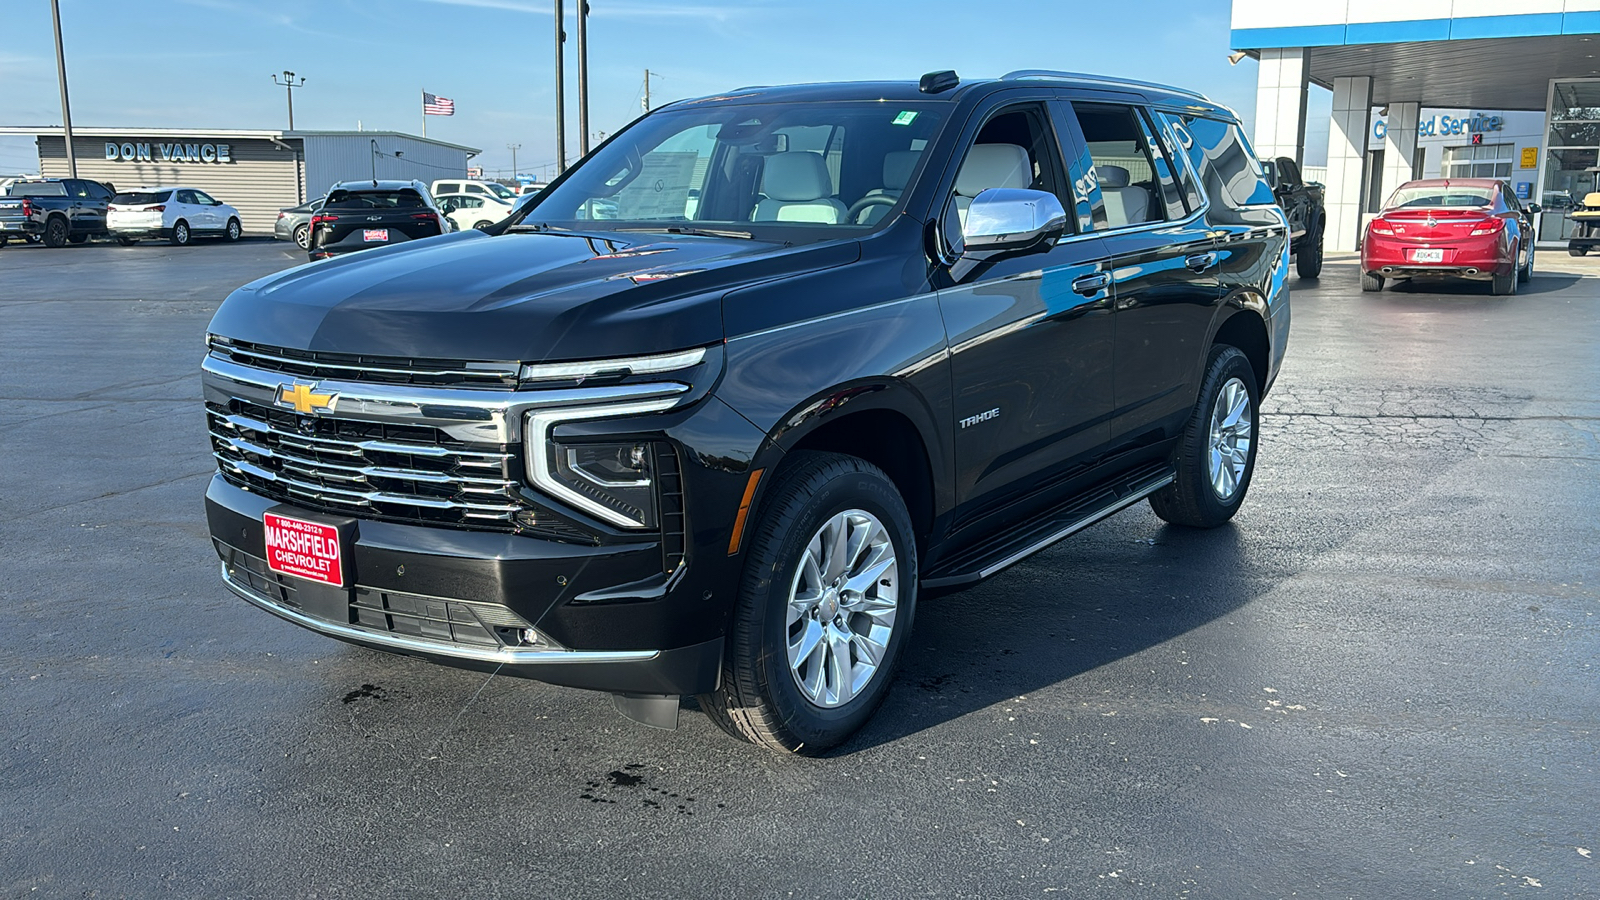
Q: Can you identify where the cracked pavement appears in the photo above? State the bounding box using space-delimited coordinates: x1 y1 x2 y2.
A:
1 243 1596 898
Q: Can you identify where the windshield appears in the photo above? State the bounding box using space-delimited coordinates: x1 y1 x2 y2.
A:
8 182 66 197
112 191 170 205
1388 185 1496 209
520 100 949 240
487 182 516 200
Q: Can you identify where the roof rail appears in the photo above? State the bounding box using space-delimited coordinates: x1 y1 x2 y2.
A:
1000 69 1209 101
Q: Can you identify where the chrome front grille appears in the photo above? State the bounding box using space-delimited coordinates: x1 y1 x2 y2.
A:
208 338 520 389
207 398 527 529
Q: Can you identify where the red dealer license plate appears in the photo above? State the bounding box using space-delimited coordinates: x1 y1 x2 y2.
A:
363 228 389 242
263 512 344 586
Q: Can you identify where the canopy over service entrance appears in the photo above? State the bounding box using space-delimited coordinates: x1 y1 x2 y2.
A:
1232 1 1600 249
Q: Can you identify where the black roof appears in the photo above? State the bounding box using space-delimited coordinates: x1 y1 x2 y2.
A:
667 71 1235 119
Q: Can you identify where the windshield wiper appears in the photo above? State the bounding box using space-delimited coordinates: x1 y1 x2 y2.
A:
613 225 754 240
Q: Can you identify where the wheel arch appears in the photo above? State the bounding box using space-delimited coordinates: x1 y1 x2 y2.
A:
1208 299 1271 394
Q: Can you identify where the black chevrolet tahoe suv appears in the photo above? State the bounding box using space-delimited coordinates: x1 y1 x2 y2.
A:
202 70 1291 754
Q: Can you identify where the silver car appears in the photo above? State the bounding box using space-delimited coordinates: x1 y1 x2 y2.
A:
273 197 324 250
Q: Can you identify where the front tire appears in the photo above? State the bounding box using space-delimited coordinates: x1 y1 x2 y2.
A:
1361 271 1384 292
67 233 88 244
170 220 191 246
1150 345 1259 528
1296 224 1324 279
116 236 138 246
701 452 917 755
1518 240 1534 283
225 218 241 242
1569 245 1588 257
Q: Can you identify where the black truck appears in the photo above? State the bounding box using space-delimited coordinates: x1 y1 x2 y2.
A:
201 70 1291 754
1261 156 1325 278
0 177 116 248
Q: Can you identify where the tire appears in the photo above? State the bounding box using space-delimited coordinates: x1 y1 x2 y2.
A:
1518 240 1534 284
1491 268 1516 296
1360 271 1384 292
701 451 918 755
1569 245 1588 257
1149 345 1259 528
473 221 494 231
116 236 138 246
1296 224 1324 279
293 223 311 250
0 235 7 248
170 220 191 246
67 233 88 244
43 216 69 248
225 218 241 242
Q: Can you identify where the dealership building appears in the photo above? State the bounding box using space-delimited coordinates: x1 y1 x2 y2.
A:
0 127 480 234
1233 0 1600 249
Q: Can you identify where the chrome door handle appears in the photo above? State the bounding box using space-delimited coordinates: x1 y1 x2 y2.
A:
1071 272 1111 296
1185 252 1218 272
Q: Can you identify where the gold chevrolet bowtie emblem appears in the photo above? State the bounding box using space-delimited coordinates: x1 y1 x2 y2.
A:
275 382 337 415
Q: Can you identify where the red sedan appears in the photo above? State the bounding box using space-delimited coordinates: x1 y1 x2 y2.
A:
1361 178 1536 296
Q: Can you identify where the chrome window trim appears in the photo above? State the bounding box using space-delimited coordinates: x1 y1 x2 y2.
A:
222 564 660 666
524 397 685 528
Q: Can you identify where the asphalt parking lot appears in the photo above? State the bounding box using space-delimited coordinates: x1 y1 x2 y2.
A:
2 239 1597 898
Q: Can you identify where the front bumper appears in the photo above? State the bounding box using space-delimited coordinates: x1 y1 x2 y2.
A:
206 475 723 694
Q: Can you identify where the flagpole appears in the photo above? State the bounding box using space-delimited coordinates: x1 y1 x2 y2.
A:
421 89 427 138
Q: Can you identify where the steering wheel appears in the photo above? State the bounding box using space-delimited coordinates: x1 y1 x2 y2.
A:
846 194 898 223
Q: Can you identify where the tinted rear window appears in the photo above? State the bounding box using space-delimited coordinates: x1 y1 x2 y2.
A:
8 182 67 197
1387 186 1495 209
113 191 170 205
326 189 426 210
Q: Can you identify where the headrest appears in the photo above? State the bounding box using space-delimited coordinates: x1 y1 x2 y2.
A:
883 150 920 191
955 144 1032 197
1098 165 1131 188
761 152 833 202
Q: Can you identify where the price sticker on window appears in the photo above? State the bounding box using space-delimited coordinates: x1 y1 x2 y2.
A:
892 111 919 126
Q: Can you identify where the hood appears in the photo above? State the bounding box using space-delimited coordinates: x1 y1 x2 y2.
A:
207 229 859 363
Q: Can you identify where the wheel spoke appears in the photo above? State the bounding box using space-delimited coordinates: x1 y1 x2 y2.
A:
790 619 824 671
825 624 854 705
843 553 895 597
823 516 850 582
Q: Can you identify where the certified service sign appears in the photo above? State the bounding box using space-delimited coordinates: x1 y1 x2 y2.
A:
104 141 233 163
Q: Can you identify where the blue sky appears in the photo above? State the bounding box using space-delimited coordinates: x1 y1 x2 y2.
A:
0 0 1332 178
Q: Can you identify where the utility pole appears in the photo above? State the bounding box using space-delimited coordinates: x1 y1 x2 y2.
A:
49 0 76 177
271 71 306 130
643 69 655 114
507 143 521 182
576 1 590 157
553 0 566 174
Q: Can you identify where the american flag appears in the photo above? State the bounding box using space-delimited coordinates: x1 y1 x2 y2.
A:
423 92 455 116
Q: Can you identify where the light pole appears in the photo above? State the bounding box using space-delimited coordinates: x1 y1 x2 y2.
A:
271 71 306 130
370 139 379 184
49 0 76 177
553 0 566 174
576 1 590 156
507 143 521 182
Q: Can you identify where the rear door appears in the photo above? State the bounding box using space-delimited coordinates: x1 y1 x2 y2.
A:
935 94 1117 525
1056 100 1225 448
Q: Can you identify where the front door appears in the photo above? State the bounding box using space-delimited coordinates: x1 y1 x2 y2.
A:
936 99 1117 526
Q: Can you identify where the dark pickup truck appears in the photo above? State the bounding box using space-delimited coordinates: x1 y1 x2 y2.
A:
0 178 116 248
201 69 1290 754
1261 157 1324 278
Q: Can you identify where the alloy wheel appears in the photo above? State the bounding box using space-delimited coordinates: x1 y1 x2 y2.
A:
1207 377 1253 501
786 509 899 708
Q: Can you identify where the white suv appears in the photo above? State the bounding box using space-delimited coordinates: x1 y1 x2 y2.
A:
108 187 242 246
435 192 514 231
430 179 518 203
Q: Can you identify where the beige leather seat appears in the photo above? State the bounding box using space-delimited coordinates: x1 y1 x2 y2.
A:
858 150 922 224
953 144 1032 227
1098 164 1151 228
752 152 847 224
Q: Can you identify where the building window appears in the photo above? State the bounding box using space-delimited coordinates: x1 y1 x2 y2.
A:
1441 143 1513 179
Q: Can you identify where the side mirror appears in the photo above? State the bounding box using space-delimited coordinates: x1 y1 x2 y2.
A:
961 188 1069 257
1529 203 1542 214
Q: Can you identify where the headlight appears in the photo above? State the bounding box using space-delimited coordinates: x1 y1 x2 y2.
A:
524 396 683 529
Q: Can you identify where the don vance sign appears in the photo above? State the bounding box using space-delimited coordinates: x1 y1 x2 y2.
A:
104 141 234 163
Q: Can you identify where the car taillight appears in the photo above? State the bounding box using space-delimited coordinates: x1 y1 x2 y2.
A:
1470 219 1504 236
20 199 33 216
145 205 165 213
311 214 339 226
1369 219 1394 236
412 212 440 224
277 211 286 219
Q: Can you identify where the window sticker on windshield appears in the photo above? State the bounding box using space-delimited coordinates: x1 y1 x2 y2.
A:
892 110 919 126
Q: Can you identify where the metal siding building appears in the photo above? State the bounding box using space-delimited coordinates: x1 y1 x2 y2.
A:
6 127 478 236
